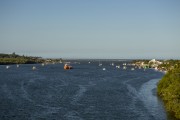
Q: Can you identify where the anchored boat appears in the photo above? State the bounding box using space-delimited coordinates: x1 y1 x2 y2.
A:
64 64 73 70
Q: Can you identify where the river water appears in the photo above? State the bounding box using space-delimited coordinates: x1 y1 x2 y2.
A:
0 60 173 120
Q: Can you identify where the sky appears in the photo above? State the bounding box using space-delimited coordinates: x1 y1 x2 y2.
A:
0 0 180 59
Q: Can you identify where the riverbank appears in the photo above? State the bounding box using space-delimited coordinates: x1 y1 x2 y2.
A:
157 63 180 119
133 59 180 119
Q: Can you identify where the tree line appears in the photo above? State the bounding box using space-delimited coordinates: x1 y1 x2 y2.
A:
0 53 44 65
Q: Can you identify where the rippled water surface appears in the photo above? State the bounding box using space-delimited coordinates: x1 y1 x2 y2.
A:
0 60 171 120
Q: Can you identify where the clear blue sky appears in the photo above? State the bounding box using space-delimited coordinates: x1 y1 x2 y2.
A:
0 0 180 59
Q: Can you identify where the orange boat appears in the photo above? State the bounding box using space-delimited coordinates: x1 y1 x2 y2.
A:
64 64 73 70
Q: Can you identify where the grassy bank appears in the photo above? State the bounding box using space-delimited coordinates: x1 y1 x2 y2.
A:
157 63 180 119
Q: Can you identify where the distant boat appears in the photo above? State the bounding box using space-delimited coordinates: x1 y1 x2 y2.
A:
123 63 126 66
111 63 114 66
41 63 45 66
154 67 158 71
64 64 73 70
99 63 102 66
88 62 91 64
131 68 135 71
116 65 120 68
17 64 19 68
6 66 10 69
32 66 36 70
123 66 126 70
102 68 106 70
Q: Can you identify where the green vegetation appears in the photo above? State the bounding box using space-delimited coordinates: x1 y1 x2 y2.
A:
158 60 180 71
0 52 63 65
157 62 180 119
0 53 44 65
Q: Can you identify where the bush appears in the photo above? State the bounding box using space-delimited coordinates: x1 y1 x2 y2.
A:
157 63 180 119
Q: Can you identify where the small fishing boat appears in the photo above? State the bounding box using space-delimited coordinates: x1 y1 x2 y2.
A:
64 64 73 70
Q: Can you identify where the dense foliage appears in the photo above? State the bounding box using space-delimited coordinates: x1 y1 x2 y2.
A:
0 53 44 65
157 63 180 119
158 60 180 70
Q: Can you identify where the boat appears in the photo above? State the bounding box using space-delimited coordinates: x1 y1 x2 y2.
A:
6 66 10 69
102 68 106 70
64 64 73 70
154 67 158 71
123 63 126 66
32 66 36 70
111 63 114 66
116 65 120 68
131 68 135 71
123 66 126 70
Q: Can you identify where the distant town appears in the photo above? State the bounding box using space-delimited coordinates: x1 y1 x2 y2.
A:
133 59 180 73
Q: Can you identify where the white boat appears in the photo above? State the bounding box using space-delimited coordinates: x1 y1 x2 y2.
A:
154 67 158 71
32 66 36 70
102 68 106 70
99 63 102 66
17 64 19 68
123 66 126 70
42 63 45 66
6 66 10 69
116 65 120 68
131 68 135 71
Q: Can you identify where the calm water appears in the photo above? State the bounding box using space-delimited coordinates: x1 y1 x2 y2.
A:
0 60 172 120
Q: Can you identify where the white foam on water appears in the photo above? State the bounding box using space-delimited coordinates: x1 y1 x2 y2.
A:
139 78 166 120
20 81 34 102
71 85 86 105
31 105 63 120
64 111 84 120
